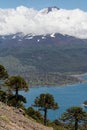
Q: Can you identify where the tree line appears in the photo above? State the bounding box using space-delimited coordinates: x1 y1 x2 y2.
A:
0 64 87 130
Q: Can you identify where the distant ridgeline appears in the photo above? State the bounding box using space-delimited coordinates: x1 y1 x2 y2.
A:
0 33 87 86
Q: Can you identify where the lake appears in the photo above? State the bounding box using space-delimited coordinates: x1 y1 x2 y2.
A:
20 82 87 121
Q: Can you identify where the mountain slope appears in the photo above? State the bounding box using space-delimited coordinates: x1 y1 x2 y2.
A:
0 102 53 130
0 33 86 86
0 33 87 74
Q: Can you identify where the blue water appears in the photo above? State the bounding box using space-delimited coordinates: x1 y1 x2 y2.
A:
20 82 87 120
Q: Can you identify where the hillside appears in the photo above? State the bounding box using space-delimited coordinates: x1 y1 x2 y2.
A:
0 33 86 86
0 33 87 74
0 102 53 130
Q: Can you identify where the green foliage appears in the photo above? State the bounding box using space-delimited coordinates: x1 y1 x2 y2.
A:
34 93 58 110
61 106 87 130
7 94 26 108
26 107 43 122
0 89 26 108
45 119 67 130
0 64 8 80
5 75 28 91
0 90 7 103
34 93 58 126
5 75 28 108
61 106 87 122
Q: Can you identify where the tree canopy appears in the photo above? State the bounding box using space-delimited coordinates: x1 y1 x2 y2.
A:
34 93 58 125
5 75 28 91
61 106 87 130
5 75 28 107
0 64 8 80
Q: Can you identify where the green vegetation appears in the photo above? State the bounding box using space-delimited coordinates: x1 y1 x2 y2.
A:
0 55 81 86
0 64 87 130
33 93 58 126
0 43 87 86
5 75 28 107
1 43 87 73
0 64 8 79
61 106 87 130
26 107 43 123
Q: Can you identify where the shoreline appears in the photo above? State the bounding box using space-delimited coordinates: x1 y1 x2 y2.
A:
30 81 83 88
30 73 87 88
72 72 87 77
82 104 87 107
1 72 87 90
71 73 87 82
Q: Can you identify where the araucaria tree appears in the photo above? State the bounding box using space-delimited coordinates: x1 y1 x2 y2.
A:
34 93 58 126
61 106 87 130
0 64 8 80
0 64 8 103
5 75 28 107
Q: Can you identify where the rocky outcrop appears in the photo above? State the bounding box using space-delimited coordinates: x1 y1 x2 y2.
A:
0 102 53 130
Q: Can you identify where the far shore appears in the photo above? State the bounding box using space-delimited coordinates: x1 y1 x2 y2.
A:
1 72 87 90
72 72 87 77
71 73 87 82
82 104 87 107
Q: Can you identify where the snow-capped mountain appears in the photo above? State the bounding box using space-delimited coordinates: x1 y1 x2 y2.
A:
0 32 87 48
39 6 59 14
1 6 87 81
0 31 87 76
0 6 87 39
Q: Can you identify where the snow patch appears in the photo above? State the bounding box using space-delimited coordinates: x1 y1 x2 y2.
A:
12 36 16 39
50 33 55 38
25 36 33 39
42 36 46 39
37 39 40 42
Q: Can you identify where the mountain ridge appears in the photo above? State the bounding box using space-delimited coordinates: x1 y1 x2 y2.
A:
0 31 87 86
0 33 87 85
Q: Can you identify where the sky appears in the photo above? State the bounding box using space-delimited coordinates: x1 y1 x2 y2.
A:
0 0 87 11
0 0 87 39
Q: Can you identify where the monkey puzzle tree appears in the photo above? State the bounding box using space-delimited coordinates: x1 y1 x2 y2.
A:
33 93 58 126
0 64 8 90
5 75 28 107
61 106 87 130
26 107 43 122
0 64 8 80
7 94 27 108
0 64 8 103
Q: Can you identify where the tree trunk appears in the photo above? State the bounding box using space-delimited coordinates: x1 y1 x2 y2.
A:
75 119 78 130
44 108 47 126
15 88 18 108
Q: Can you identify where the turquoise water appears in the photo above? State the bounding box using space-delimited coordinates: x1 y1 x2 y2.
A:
20 82 87 120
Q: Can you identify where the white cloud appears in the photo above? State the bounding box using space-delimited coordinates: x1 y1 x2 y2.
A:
0 6 87 39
